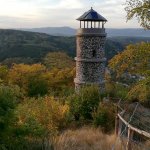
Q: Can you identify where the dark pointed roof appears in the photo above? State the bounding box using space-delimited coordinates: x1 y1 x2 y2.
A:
77 7 107 22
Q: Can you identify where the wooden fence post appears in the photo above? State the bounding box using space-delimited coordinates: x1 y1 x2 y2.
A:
115 105 119 135
126 128 134 150
115 115 119 135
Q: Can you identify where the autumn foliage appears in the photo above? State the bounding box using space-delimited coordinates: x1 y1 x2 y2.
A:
109 42 150 102
0 46 149 149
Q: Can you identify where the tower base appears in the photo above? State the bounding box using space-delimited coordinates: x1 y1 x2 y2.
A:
74 79 105 93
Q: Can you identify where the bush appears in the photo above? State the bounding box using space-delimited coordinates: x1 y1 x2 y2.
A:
68 86 102 121
106 82 129 100
16 96 69 138
93 102 116 132
0 96 70 149
28 75 49 97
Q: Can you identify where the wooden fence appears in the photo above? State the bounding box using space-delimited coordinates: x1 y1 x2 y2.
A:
115 104 150 150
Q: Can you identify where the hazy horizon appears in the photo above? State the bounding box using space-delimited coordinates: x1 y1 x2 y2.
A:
0 0 141 29
0 26 143 30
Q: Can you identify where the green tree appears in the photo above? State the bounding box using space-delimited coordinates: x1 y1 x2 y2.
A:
125 0 150 29
0 85 20 147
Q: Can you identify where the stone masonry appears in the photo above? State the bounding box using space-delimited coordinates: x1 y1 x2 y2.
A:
74 28 107 91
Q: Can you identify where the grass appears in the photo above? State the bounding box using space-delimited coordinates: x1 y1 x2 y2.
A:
54 127 150 150
54 127 117 150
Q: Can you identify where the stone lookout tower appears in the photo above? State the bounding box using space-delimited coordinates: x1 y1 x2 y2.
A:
74 7 107 91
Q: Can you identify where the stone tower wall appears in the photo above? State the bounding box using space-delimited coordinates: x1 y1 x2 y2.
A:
74 28 107 91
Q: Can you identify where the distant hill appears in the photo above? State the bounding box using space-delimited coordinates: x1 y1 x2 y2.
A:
19 27 150 37
0 29 149 65
0 29 75 63
107 28 150 37
20 27 76 36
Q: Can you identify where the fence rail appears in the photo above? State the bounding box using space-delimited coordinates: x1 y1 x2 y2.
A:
117 113 150 138
115 102 150 150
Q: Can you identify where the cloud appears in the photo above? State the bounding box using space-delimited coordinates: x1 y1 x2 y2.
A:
47 0 83 9
0 15 35 28
0 0 141 28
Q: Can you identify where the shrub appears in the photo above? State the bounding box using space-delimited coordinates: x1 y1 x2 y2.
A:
68 86 102 121
93 102 116 132
28 75 49 97
106 82 129 100
16 96 69 138
115 84 129 99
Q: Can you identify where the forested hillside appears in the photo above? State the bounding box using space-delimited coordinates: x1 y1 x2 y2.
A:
0 29 75 63
0 29 150 64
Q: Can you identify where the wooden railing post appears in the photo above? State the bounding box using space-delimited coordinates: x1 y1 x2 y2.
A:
115 105 119 135
115 115 119 135
126 128 134 150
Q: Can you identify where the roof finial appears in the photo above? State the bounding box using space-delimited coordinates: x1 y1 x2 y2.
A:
91 7 93 10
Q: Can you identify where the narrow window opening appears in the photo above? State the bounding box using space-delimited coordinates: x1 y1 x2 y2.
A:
93 50 96 57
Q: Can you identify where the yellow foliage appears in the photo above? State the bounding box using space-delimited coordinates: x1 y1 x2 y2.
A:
16 96 69 136
43 52 75 70
0 65 8 82
127 77 150 102
7 64 46 92
109 42 150 77
109 42 150 102
1 62 75 96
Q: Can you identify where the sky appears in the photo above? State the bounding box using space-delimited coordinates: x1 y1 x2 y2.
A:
0 0 141 29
